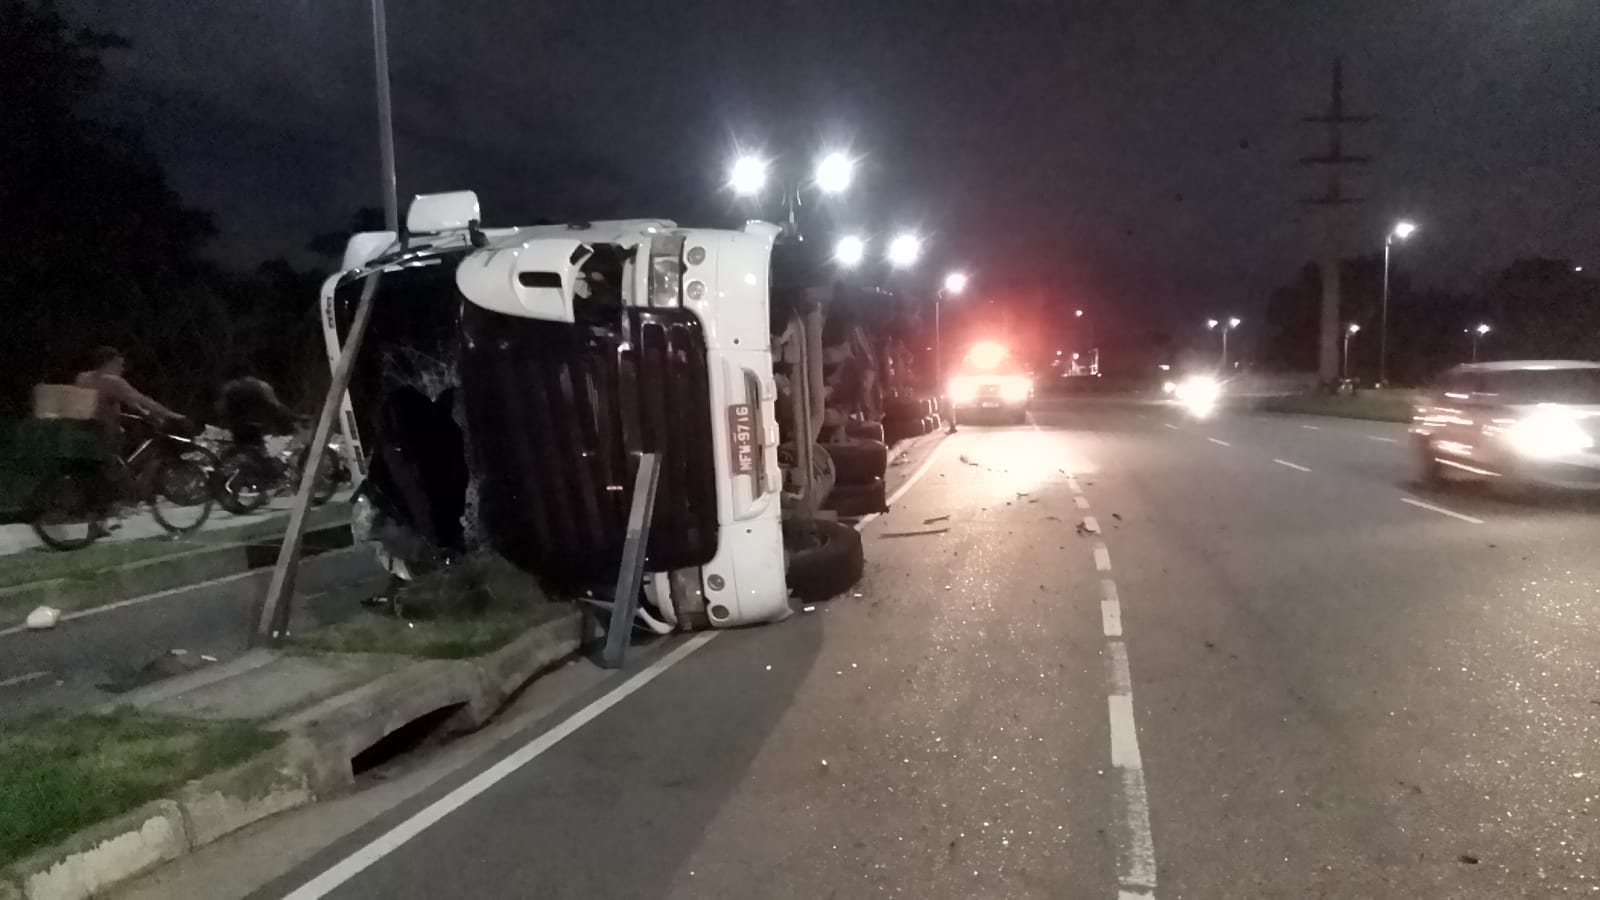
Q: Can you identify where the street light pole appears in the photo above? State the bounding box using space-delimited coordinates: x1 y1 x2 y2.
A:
371 0 398 232
1468 323 1491 362
1343 323 1360 379
1379 220 1417 387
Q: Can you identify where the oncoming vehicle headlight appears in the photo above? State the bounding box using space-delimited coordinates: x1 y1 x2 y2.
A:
1161 380 1177 396
1505 410 1594 459
1174 375 1222 417
949 375 979 404
1000 375 1031 403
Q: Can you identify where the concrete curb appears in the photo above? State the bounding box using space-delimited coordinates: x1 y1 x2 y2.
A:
0 518 352 630
0 608 582 900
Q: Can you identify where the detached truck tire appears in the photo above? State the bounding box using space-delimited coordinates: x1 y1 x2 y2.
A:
786 519 865 601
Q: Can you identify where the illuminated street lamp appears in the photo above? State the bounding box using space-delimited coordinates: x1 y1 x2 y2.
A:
833 234 866 268
1380 219 1419 386
1343 322 1361 379
727 154 769 197
814 151 855 195
935 270 970 428
1207 316 1241 370
1467 322 1491 362
886 232 923 269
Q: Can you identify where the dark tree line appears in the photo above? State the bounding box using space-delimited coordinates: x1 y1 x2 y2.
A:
2 1 333 418
1258 255 1599 384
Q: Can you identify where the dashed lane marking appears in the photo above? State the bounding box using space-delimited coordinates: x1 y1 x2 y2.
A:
1075 494 1091 510
1367 435 1398 443
1272 458 1311 472
1093 543 1112 572
1207 437 1231 447
1400 496 1483 525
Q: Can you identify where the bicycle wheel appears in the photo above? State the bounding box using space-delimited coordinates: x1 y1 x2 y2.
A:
30 470 105 551
217 446 273 514
296 445 344 506
151 456 213 535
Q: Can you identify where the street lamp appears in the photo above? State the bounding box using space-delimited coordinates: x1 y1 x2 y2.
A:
1207 316 1241 370
727 154 769 197
833 235 866 268
1343 322 1361 379
813 151 855 195
935 270 970 425
1074 309 1084 318
1380 219 1418 387
1467 322 1491 362
886 232 923 268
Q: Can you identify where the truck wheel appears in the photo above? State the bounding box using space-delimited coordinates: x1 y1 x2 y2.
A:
822 477 888 517
825 440 888 485
846 420 886 443
785 519 865 601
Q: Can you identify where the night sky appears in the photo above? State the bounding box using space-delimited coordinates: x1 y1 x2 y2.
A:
69 0 1600 328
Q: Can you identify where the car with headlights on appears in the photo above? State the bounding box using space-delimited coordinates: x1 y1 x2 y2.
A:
947 340 1032 424
1411 360 1600 489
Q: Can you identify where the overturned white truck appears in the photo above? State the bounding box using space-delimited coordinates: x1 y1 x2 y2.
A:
319 191 868 630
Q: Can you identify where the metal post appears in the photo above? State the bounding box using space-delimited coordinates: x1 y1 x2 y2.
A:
257 273 382 641
600 453 661 669
1342 330 1352 379
371 0 399 232
1221 327 1229 371
934 292 942 396
1470 332 1479 363
1380 238 1392 387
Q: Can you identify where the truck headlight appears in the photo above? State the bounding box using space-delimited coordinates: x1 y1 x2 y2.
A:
1000 375 1031 403
949 376 978 404
1505 410 1593 459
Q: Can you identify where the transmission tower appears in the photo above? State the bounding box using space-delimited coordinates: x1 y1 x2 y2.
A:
1300 57 1372 383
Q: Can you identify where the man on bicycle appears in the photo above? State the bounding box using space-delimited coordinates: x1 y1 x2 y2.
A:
217 366 298 450
75 346 181 434
72 346 183 530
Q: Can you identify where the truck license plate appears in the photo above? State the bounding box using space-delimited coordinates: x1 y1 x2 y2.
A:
728 403 756 475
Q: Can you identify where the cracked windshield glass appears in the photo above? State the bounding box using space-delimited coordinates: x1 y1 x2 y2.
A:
3 2 1597 897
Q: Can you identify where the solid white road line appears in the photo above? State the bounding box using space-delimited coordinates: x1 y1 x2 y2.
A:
0 671 49 689
283 632 720 899
1093 543 1112 572
855 433 953 530
1401 496 1484 525
0 568 263 638
290 429 965 896
1108 694 1143 770
1074 494 1091 510
1207 437 1231 447
1367 435 1398 443
1301 424 1320 430
1083 516 1101 534
1272 458 1311 472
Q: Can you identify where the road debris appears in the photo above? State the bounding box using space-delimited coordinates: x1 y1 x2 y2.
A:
882 528 949 539
1458 854 1479 865
923 514 952 525
25 606 61 630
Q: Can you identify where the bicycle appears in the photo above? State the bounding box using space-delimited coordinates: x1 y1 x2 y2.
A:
213 422 350 515
29 414 218 550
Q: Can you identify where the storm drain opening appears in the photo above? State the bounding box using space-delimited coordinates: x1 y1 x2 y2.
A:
350 702 468 777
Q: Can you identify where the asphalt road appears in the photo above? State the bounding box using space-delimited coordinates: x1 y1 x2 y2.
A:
0 547 387 721
225 396 1596 899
